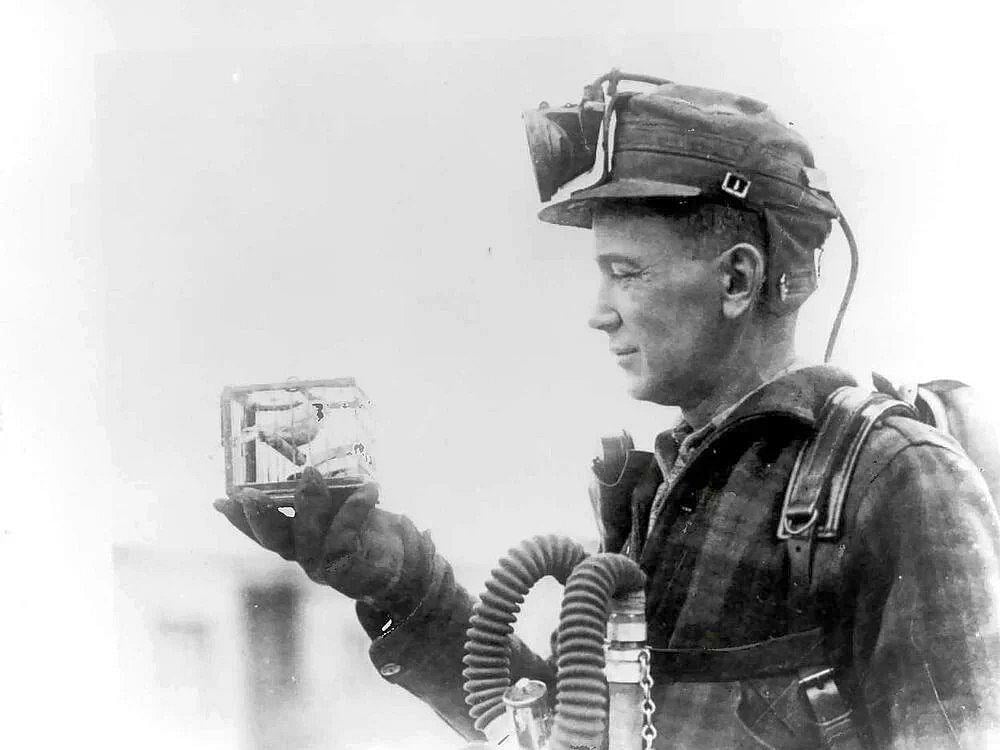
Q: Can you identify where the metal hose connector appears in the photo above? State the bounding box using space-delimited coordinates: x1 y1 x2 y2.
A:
462 535 589 734
550 553 646 750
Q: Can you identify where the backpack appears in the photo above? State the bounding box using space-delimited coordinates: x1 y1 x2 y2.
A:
589 375 1000 748
870 374 1000 506
777 375 1000 748
780 376 1000 623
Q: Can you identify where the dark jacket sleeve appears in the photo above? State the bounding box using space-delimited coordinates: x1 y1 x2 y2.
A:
847 419 1000 748
355 550 556 741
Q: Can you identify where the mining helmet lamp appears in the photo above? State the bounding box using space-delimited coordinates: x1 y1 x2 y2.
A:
522 70 672 202
523 70 859 363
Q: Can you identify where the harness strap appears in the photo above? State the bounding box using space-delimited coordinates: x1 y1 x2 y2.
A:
798 667 866 750
819 394 916 539
779 387 916 543
649 627 826 682
779 386 916 749
916 386 950 433
779 387 871 631
779 387 916 623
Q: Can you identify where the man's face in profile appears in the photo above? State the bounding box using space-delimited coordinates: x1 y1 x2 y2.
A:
588 207 732 409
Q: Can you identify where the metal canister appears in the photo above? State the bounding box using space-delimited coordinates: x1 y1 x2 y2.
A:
502 678 551 750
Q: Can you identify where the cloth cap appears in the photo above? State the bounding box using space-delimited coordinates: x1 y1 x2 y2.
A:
538 83 837 312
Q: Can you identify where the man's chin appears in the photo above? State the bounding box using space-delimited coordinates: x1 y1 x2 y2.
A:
625 377 676 407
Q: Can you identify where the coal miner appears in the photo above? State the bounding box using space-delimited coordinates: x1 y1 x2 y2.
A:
215 73 1000 748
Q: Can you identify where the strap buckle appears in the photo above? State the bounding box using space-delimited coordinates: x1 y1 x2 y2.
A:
778 507 818 540
799 667 859 746
721 171 751 199
777 438 818 540
799 666 836 692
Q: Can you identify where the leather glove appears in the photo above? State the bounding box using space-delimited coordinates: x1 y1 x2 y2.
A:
213 466 435 618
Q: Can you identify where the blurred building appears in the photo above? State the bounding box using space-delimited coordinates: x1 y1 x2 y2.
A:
114 542 470 749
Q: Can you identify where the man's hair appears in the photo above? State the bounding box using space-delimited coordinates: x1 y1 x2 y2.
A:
596 198 833 314
600 199 767 260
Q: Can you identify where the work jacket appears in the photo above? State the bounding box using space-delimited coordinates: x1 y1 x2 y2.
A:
356 366 1000 748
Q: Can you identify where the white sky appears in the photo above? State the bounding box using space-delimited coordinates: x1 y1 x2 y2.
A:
3 0 999 744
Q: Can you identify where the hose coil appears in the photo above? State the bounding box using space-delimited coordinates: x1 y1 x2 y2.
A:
462 535 588 733
550 553 645 750
462 536 646 750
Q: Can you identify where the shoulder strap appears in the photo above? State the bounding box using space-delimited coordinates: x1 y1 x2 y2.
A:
642 389 914 747
915 386 951 432
777 386 915 750
780 385 916 626
779 386 917 544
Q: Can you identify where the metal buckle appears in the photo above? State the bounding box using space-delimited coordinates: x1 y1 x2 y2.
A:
721 171 751 199
777 507 818 540
799 667 855 734
798 666 836 691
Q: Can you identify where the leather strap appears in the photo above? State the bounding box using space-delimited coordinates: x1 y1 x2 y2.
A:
779 387 875 541
798 667 866 749
819 394 916 539
916 386 950 433
778 386 915 750
779 387 916 547
780 387 875 631
649 627 827 682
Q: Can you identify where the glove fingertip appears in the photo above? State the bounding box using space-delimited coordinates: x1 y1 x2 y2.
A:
228 486 270 505
212 496 259 543
300 465 325 485
337 493 379 528
295 467 331 502
350 481 380 505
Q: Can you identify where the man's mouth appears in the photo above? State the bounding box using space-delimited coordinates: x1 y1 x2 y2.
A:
612 347 639 360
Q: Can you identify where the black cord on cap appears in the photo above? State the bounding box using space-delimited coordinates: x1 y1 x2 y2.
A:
824 210 859 363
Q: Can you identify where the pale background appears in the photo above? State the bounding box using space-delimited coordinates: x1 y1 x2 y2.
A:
3 2 999 748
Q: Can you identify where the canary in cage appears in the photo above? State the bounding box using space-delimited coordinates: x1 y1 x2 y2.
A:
221 377 375 508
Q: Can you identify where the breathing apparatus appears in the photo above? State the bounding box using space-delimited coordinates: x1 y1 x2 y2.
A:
522 69 859 363
462 536 651 750
457 74 868 750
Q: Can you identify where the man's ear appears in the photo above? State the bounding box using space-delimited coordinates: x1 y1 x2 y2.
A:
718 242 766 319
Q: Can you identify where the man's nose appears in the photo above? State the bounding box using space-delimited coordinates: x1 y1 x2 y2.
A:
588 304 621 332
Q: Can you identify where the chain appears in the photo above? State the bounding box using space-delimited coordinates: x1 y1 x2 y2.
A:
637 647 657 750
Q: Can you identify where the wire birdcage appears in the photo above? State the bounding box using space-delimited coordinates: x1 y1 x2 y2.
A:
221 377 375 506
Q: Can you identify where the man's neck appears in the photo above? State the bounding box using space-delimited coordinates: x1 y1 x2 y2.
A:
681 350 801 430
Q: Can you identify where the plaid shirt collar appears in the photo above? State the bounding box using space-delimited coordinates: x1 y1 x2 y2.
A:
653 363 859 475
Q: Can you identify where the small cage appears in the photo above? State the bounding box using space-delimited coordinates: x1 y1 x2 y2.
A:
221 377 375 505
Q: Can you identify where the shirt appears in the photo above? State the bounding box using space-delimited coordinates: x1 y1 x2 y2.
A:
646 359 811 537
356 365 1000 748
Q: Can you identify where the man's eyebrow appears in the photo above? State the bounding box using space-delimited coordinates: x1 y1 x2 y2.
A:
594 252 641 266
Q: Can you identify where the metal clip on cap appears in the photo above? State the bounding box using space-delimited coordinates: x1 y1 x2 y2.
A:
721 171 751 199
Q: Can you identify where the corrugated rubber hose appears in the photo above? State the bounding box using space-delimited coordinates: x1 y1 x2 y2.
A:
462 536 645 750
551 553 645 750
462 535 588 733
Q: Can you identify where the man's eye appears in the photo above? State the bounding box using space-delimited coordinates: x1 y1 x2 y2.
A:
608 263 641 279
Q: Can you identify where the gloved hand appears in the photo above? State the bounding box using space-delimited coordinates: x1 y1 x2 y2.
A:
213 467 435 618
